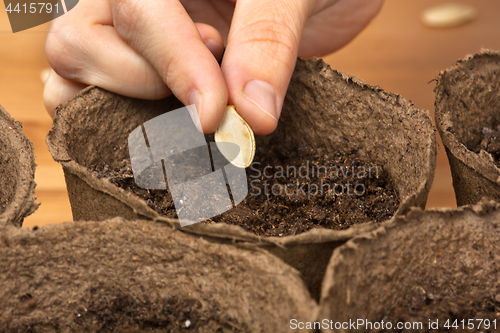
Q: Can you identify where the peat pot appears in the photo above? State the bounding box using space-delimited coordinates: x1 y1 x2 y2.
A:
319 199 500 333
0 105 37 228
435 50 500 206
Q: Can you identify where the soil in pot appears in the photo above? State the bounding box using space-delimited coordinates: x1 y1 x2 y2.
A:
92 144 399 237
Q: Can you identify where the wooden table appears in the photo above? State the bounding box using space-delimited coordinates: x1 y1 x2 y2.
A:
1 0 499 228
325 0 500 208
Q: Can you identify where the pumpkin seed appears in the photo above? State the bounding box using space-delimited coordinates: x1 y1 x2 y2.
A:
215 105 255 168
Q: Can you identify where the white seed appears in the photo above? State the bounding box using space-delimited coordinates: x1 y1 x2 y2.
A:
421 3 478 28
215 105 255 168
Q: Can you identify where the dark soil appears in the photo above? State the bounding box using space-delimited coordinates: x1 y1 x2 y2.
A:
93 146 399 237
380 291 500 333
472 126 500 168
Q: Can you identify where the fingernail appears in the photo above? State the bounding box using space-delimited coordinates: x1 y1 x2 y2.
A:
204 39 224 59
188 90 203 132
243 80 278 120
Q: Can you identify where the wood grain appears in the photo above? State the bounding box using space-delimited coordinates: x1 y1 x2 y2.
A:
0 0 498 228
325 0 500 208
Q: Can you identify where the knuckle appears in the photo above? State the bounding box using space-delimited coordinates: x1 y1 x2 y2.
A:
111 0 144 39
159 51 182 88
236 19 299 66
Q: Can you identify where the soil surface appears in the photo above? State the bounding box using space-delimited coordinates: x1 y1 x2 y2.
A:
472 126 500 168
93 146 399 237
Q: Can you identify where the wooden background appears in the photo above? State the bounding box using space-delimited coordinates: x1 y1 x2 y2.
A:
1 0 499 228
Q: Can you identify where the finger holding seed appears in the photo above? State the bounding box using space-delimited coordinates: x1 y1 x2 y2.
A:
215 105 256 168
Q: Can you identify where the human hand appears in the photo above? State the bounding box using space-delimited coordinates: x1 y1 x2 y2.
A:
44 0 384 135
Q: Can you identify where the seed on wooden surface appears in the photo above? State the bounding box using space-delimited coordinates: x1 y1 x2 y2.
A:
421 3 478 28
215 105 255 168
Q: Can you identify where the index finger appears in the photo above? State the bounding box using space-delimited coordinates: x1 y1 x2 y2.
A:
109 0 228 133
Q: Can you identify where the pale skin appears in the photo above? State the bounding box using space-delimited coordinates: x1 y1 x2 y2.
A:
44 0 384 135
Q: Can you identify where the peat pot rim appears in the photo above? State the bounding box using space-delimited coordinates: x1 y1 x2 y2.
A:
323 198 500 276
0 105 38 228
435 49 500 185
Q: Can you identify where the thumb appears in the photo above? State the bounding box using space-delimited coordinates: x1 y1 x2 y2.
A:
222 0 317 135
